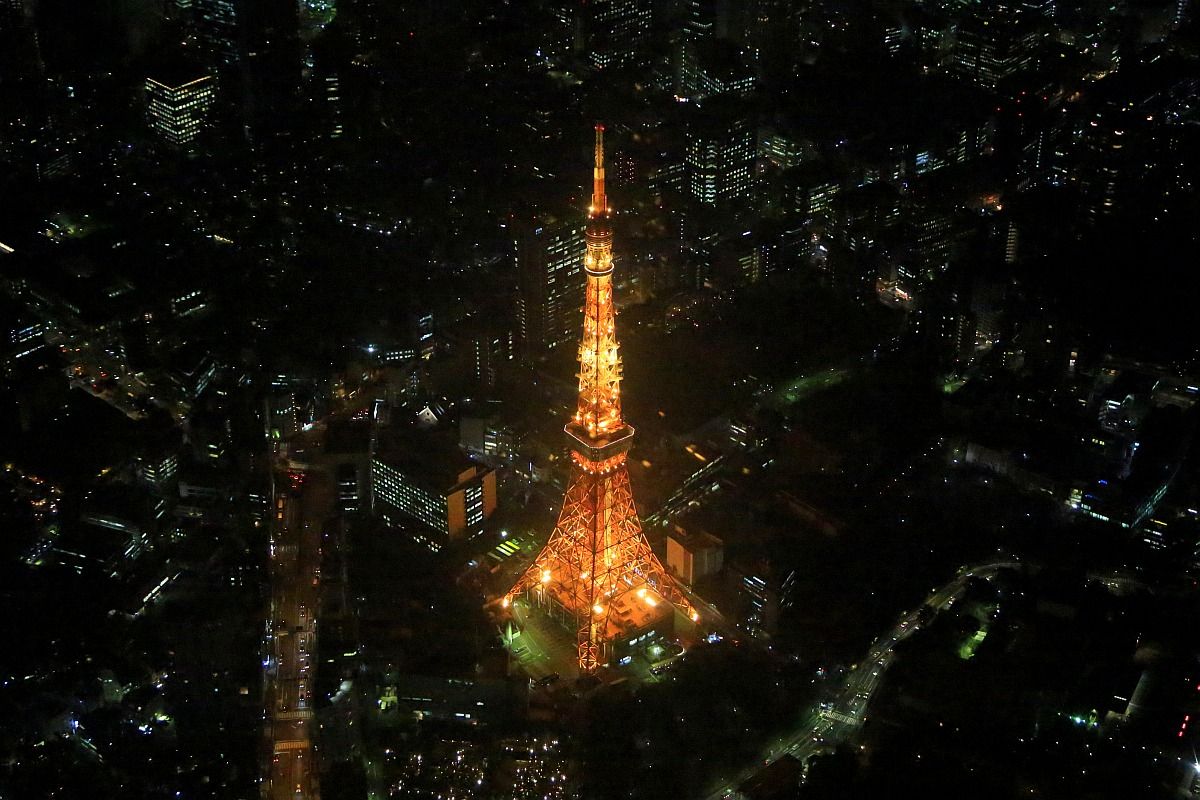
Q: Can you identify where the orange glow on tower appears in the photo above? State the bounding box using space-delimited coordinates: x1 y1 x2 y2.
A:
591 124 607 215
506 125 694 673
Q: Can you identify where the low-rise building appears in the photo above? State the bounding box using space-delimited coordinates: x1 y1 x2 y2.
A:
667 525 724 586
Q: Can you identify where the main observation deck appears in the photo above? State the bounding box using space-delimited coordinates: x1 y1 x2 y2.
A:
564 421 635 462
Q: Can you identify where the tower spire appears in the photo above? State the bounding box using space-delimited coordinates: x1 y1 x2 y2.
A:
577 123 619 438
591 124 607 217
504 125 696 674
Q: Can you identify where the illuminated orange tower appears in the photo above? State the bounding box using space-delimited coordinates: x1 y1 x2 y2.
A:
505 125 695 673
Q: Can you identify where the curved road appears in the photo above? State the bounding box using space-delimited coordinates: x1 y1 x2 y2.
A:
703 560 1022 799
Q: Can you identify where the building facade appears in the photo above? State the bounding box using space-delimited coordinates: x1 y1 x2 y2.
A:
514 214 585 358
371 446 497 550
686 109 756 205
145 73 216 150
583 0 653 70
667 525 724 586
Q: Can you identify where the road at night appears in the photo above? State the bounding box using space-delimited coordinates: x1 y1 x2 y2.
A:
704 560 1021 800
263 459 334 800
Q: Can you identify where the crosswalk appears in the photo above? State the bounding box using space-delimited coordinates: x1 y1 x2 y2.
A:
819 708 860 726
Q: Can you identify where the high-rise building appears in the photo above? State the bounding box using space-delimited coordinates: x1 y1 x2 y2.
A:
371 436 497 551
137 442 181 495
1077 104 1144 223
165 0 194 25
545 0 653 70
582 0 653 70
324 73 343 139
759 129 807 170
686 105 756 205
908 206 965 274
336 463 360 514
4 304 49 366
729 561 794 641
472 328 513 390
450 313 515 390
505 127 696 673
460 415 516 461
0 0 30 53
513 214 585 358
685 227 776 289
540 1 582 69
949 8 1040 91
1174 0 1190 27
681 0 723 41
0 0 42 127
195 0 239 65
688 0 794 64
677 38 755 103
191 0 299 145
238 0 300 140
145 71 216 150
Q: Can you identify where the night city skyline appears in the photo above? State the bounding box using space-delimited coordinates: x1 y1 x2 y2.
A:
3 1 1200 799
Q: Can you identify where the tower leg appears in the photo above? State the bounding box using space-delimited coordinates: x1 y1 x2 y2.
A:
578 620 599 674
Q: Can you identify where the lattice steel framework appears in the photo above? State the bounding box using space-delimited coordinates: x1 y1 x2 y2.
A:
506 125 695 672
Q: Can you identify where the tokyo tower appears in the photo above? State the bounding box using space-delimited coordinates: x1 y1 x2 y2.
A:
505 124 696 673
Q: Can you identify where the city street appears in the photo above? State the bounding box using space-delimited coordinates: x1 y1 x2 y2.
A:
264 462 335 800
704 560 1020 799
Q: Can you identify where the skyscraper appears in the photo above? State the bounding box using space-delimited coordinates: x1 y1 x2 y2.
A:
0 0 41 149
686 105 756 205
677 38 756 103
145 71 216 150
195 0 239 65
0 0 40 85
0 0 25 39
323 74 342 140
237 0 301 146
514 214 586 359
582 0 653 70
949 8 1040 91
681 0 723 41
735 0 796 64
191 0 299 146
